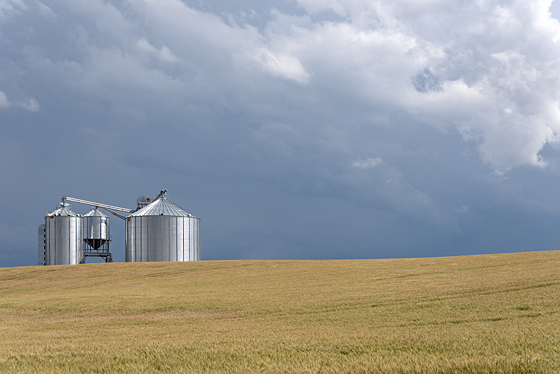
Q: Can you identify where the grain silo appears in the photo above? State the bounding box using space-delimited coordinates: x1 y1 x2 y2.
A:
83 207 112 262
44 202 84 265
125 195 200 262
39 189 200 265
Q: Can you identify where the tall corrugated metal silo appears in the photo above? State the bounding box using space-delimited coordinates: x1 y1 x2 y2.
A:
44 203 84 265
125 196 200 262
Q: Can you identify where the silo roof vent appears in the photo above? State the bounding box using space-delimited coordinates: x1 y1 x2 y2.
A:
129 197 196 217
46 202 80 217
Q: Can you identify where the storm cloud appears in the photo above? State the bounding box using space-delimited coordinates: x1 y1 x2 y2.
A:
2 0 560 266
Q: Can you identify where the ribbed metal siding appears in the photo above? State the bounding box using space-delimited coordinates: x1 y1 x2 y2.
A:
84 213 109 242
177 217 184 261
44 215 83 265
170 217 177 262
38 224 45 266
125 215 200 262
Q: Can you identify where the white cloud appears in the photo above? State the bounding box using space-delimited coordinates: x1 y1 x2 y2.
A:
0 90 10 108
351 157 382 169
294 0 346 16
254 49 309 84
0 0 26 19
289 0 560 172
136 38 180 63
36 2 57 20
0 91 39 111
19 98 39 111
2 0 560 175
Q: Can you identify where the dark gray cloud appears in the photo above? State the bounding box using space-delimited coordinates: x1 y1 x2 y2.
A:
1 0 560 266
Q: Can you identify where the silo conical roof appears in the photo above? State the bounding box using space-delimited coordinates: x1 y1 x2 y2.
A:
46 203 80 217
84 208 108 217
129 197 196 217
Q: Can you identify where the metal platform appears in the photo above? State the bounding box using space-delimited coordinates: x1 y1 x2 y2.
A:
83 235 113 263
83 249 113 263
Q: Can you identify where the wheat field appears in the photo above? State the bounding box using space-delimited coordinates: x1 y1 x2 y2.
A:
1 251 559 373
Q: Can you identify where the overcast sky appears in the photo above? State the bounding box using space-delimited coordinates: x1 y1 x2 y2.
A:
2 0 560 266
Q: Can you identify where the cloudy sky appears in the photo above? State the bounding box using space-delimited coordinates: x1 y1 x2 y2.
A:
2 0 560 266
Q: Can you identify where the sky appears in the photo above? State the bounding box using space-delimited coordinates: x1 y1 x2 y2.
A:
2 0 560 266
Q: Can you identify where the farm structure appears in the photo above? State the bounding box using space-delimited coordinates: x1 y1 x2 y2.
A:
38 190 200 265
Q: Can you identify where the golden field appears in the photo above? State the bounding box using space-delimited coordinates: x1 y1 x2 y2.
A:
1 251 559 373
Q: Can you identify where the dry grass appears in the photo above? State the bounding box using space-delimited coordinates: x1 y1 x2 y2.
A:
1 251 559 373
